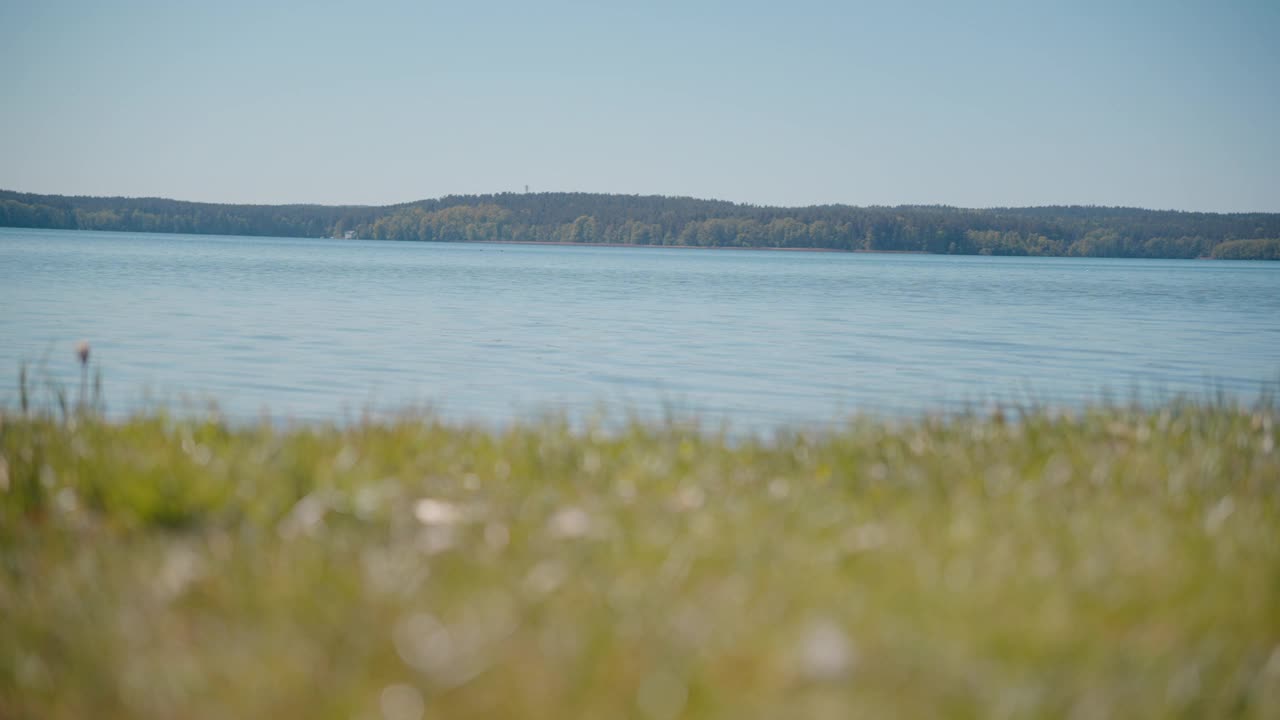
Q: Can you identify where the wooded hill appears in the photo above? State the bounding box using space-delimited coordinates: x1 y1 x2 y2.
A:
3 189 1279 259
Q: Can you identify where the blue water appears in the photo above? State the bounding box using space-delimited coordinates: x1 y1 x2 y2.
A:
2 228 1278 429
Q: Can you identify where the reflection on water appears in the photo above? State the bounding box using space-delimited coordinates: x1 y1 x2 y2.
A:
2 228 1277 429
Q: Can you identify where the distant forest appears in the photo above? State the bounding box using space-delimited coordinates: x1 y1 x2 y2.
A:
3 189 1279 259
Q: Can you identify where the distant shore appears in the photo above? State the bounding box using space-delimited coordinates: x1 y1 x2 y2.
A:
6 188 1279 259
405 239 929 254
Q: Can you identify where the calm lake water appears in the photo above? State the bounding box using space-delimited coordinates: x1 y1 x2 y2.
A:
2 228 1278 429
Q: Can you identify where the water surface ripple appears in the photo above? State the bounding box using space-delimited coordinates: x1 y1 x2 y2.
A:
2 229 1277 429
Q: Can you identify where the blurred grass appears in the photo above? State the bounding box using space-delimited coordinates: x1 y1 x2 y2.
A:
1 400 1278 719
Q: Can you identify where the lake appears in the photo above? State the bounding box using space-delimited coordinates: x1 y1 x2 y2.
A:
2 228 1277 430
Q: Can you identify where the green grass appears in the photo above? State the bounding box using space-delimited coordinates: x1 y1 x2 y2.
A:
1 401 1278 719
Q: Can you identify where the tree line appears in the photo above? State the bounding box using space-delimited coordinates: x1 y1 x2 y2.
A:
3 189 1279 259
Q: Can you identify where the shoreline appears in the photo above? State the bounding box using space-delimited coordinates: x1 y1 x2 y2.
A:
363 238 930 254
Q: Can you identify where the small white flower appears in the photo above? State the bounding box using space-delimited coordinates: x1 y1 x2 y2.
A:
525 560 568 595
414 498 462 526
768 479 790 500
797 618 857 681
380 683 424 720
548 506 591 538
277 492 331 539
673 486 705 511
1204 496 1235 536
841 523 888 553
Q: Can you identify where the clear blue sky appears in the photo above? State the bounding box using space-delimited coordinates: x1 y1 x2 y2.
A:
2 0 1277 211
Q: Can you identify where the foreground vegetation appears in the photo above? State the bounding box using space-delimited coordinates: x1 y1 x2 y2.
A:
2 400 1278 718
5 188 1280 258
